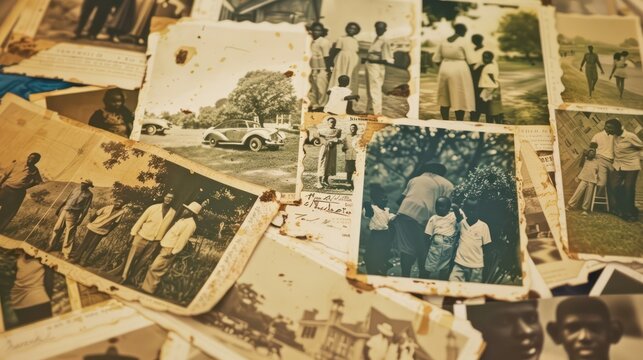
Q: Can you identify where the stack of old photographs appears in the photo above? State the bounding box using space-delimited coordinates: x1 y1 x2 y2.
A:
0 0 642 359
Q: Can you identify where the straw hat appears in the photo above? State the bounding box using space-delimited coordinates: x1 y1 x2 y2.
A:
183 202 202 215
377 323 394 336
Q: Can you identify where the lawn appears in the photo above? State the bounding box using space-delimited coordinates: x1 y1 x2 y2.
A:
419 59 549 125
566 210 643 257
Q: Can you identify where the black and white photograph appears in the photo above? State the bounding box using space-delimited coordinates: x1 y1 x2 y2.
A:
350 119 528 299
217 0 320 24
34 86 140 138
464 294 643 360
590 264 643 295
133 21 309 195
553 110 642 262
0 94 278 315
552 0 617 15
144 230 483 360
420 0 550 125
556 14 643 111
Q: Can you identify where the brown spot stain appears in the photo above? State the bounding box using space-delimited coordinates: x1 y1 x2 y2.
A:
283 70 294 78
220 57 226 63
174 46 197 65
416 304 432 335
17 118 26 126
109 286 118 291
345 263 374 291
260 190 277 202
275 32 281 37
288 42 294 50
180 109 193 114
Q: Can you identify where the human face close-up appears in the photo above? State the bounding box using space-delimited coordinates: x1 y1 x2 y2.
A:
311 25 324 39
350 125 357 135
163 194 174 205
604 123 618 136
328 119 337 128
105 93 125 112
559 313 611 360
346 24 359 36
26 154 40 166
375 23 387 37
480 303 544 360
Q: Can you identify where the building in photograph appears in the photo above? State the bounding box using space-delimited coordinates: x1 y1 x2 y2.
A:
219 0 321 23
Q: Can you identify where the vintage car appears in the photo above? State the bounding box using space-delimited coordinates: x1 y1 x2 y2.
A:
201 120 285 152
141 118 172 135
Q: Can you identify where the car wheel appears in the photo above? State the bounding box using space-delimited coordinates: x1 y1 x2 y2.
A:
144 125 157 135
207 136 218 147
312 138 321 146
248 137 263 152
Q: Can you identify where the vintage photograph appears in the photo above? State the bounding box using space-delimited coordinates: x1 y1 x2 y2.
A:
0 248 71 331
556 14 643 111
464 294 643 360
351 119 527 299
553 110 642 262
143 230 483 360
552 0 617 15
133 21 309 195
590 264 643 295
420 0 549 125
33 86 140 138
0 94 278 314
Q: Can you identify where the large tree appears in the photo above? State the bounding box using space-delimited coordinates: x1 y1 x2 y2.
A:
422 0 475 26
497 11 542 64
227 70 297 127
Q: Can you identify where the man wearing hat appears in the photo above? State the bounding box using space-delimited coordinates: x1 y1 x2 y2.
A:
48 179 94 259
141 201 200 294
364 322 394 360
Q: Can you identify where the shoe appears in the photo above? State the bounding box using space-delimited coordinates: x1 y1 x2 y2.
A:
581 211 588 216
315 182 324 189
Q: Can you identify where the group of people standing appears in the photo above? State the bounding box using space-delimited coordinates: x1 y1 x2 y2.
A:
309 21 395 116
363 162 493 283
73 0 186 45
578 45 633 99
434 24 504 123
315 118 359 190
567 118 642 222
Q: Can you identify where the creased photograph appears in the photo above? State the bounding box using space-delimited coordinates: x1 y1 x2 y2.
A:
590 264 643 295
132 20 309 197
348 119 529 300
555 14 643 112
420 0 552 125
552 109 642 263
134 227 485 360
0 93 279 315
461 294 643 360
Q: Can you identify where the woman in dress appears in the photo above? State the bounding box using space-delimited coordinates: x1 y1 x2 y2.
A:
609 51 628 99
316 117 342 188
579 45 604 98
329 22 361 97
434 23 475 121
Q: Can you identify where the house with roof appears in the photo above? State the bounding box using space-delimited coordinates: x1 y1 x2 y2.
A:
297 298 459 360
219 0 321 24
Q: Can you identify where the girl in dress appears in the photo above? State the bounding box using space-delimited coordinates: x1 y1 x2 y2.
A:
316 117 342 188
434 23 475 121
329 22 361 97
609 51 628 99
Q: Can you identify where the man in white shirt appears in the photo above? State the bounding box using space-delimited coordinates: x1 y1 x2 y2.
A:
364 21 394 115
308 22 331 110
141 201 200 294
449 198 492 283
590 124 615 190
121 192 176 284
363 323 394 360
604 118 642 221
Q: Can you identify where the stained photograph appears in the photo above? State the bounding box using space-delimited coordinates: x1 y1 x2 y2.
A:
557 14 643 111
554 110 642 260
134 21 309 194
420 0 549 124
356 121 524 290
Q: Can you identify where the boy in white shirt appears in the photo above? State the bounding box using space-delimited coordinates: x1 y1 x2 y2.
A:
449 198 492 283
424 197 463 280
363 184 395 275
324 75 360 115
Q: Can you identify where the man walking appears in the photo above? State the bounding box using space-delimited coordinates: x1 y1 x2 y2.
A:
141 202 200 294
0 153 43 232
580 45 604 98
48 179 94 259
70 199 127 266
121 192 176 284
364 21 394 115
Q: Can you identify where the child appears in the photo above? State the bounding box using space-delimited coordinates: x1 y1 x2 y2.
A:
449 198 491 283
363 184 395 276
478 51 504 124
324 75 360 115
88 88 134 138
567 142 599 215
424 197 463 280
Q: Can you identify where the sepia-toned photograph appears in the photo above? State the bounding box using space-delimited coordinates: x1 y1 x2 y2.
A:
143 230 483 360
590 264 643 295
552 0 617 15
420 0 549 124
553 110 642 262
465 294 643 360
350 119 527 299
0 94 278 314
556 14 643 111
133 21 309 195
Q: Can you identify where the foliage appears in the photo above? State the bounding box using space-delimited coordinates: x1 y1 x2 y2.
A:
29 189 51 205
227 70 298 127
621 37 639 48
497 11 542 63
422 0 475 26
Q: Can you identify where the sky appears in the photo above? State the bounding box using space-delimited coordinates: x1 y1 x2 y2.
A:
556 14 640 45
140 21 309 115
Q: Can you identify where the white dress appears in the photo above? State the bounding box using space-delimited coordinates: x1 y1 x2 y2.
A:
330 36 361 93
435 37 475 111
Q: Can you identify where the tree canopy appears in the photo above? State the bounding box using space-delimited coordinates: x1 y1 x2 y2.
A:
497 11 542 63
422 0 475 26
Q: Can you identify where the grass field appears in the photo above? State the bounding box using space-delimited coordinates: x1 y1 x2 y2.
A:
419 60 549 125
565 210 643 257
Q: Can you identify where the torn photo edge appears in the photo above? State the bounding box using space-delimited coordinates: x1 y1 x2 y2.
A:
0 93 280 315
345 118 531 301
130 226 486 360
550 105 643 264
131 19 311 203
589 263 643 295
